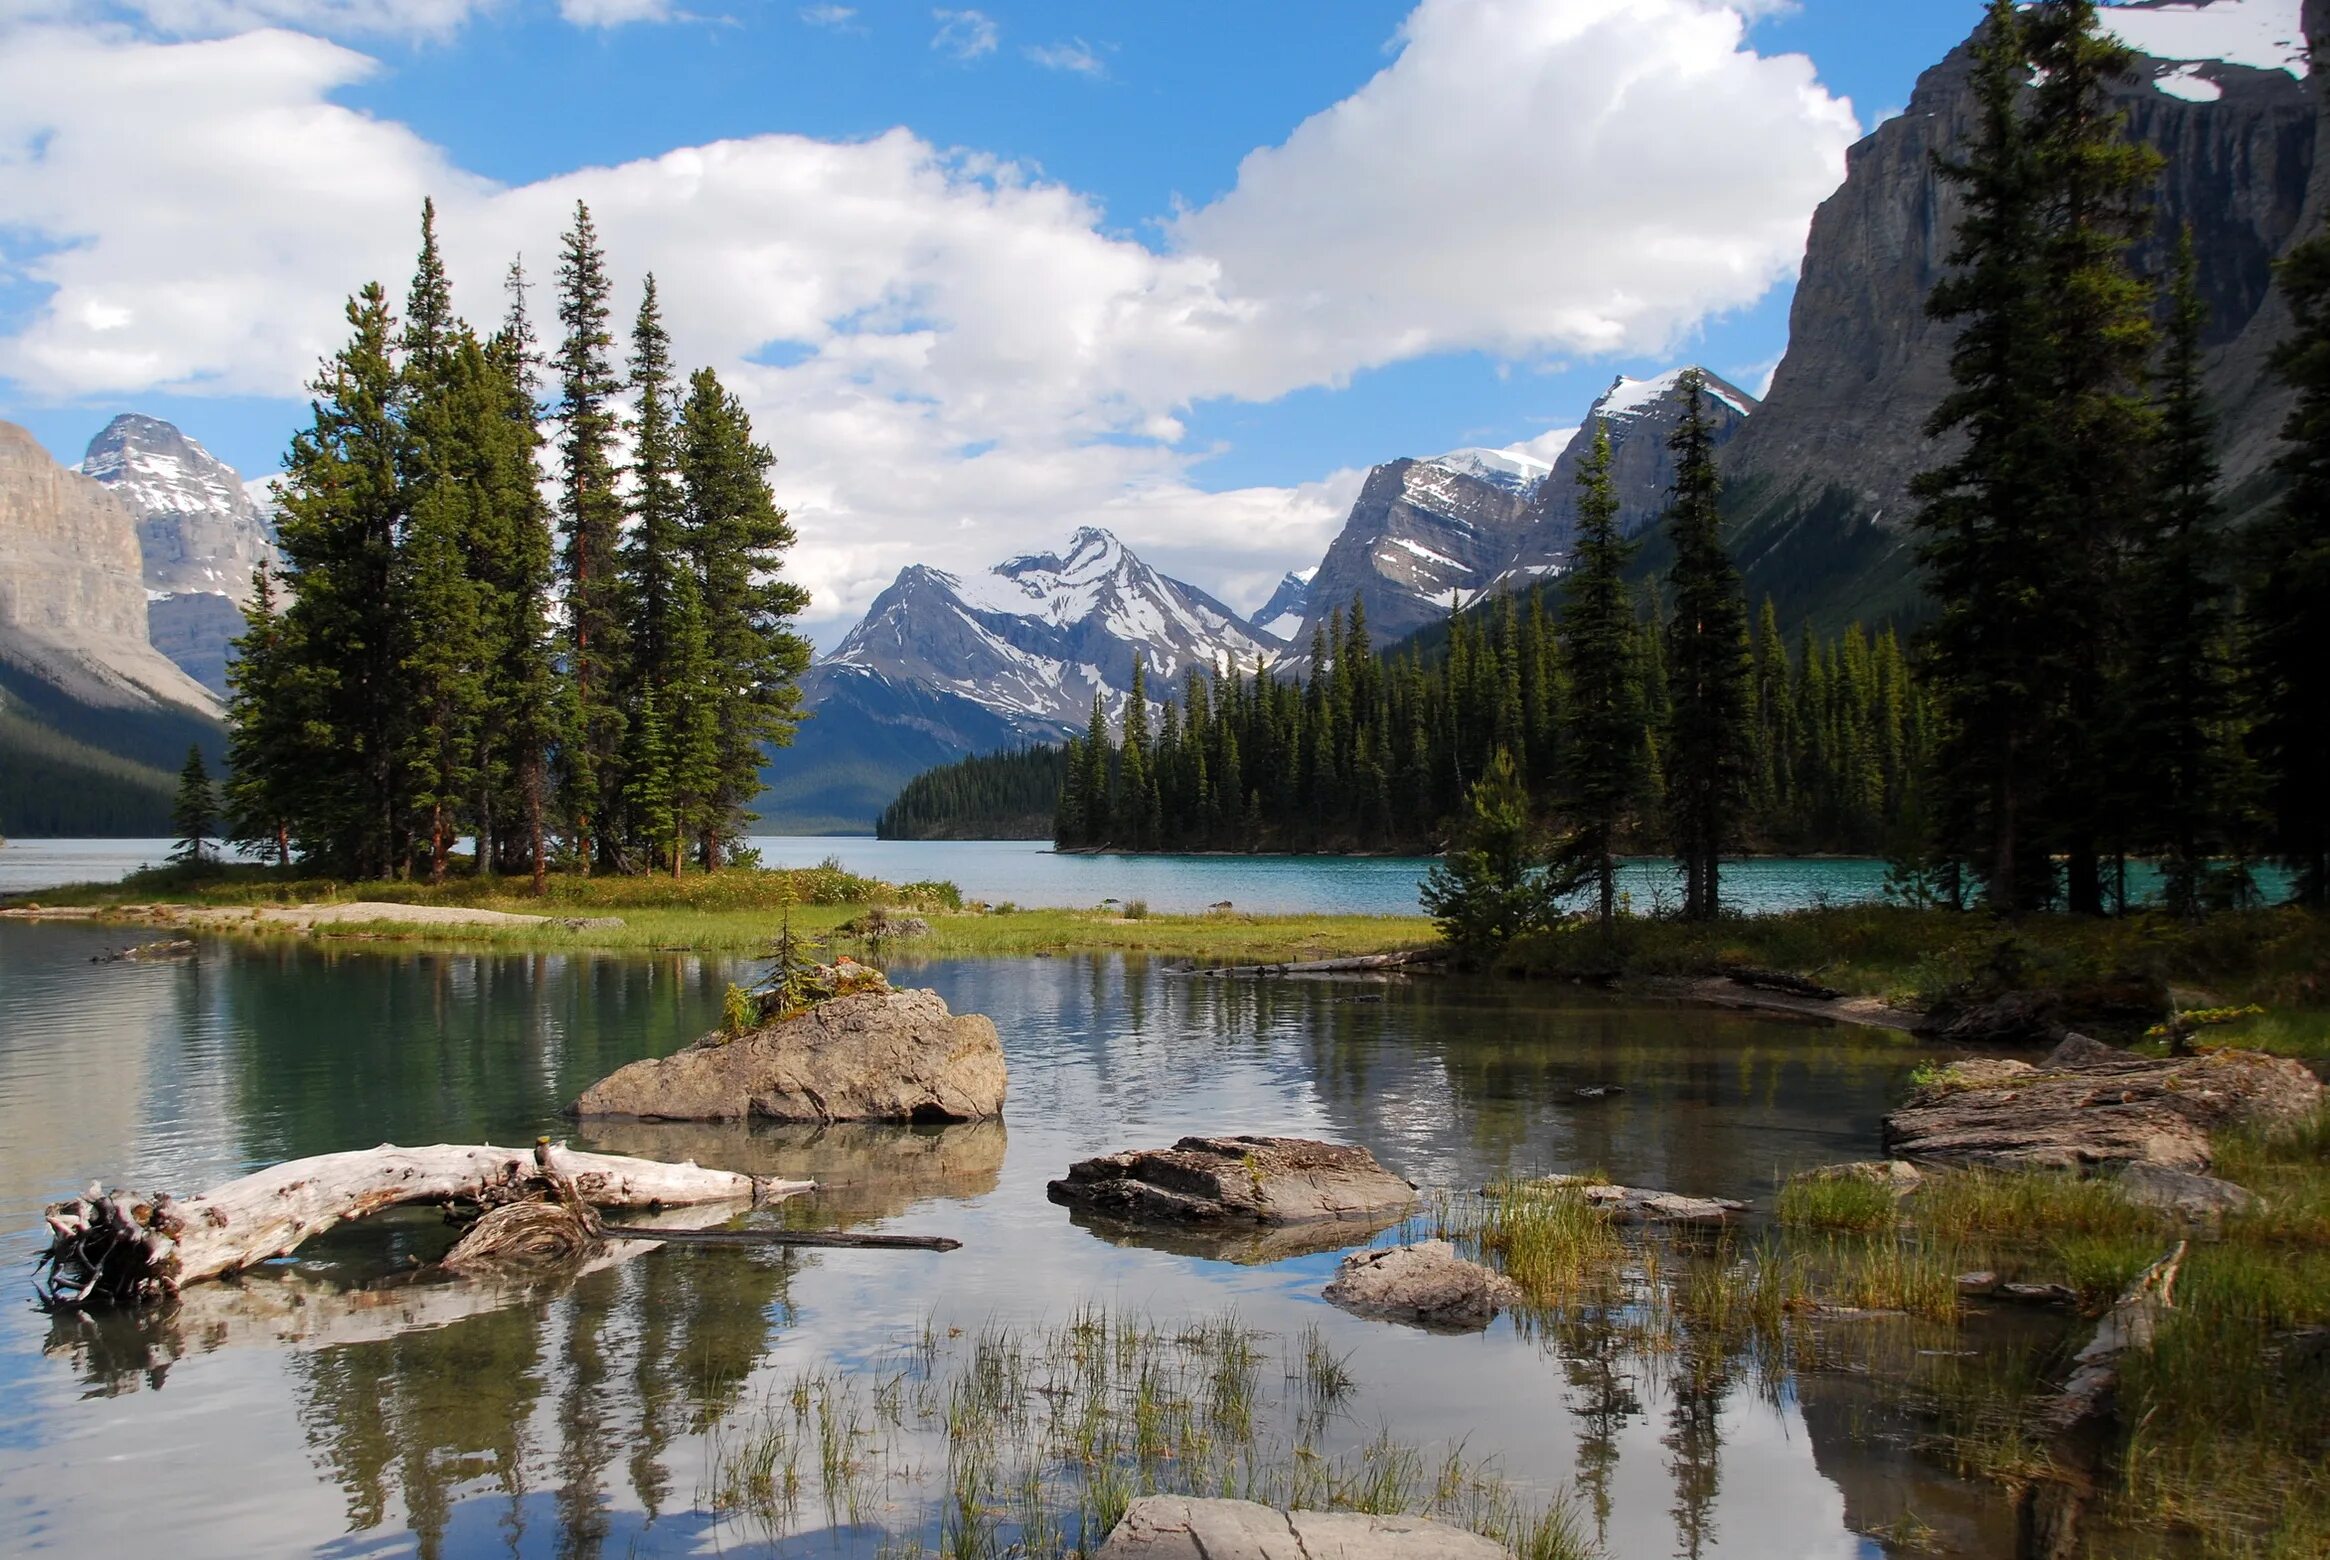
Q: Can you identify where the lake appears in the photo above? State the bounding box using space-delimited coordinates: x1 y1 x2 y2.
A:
0 919 2013 1559
0 834 1902 915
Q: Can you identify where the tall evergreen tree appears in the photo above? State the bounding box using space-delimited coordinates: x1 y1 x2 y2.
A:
223 565 299 868
1661 369 1751 919
2249 216 2330 905
2122 230 2238 914
484 260 562 892
677 368 812 863
553 201 629 869
171 744 218 866
1910 0 2054 912
1556 425 1642 937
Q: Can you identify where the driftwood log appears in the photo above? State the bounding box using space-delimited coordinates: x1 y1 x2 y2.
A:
1179 949 1446 978
1723 966 1841 1001
35 1139 815 1308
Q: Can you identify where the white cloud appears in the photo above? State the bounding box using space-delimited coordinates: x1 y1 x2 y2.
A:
557 0 672 25
0 0 1856 640
798 2 853 28
1026 37 1104 77
928 6 993 59
0 0 681 37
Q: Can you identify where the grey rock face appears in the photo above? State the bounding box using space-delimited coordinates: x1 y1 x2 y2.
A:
1095 1497 1510 1560
1507 369 1757 579
2113 1162 2258 1221
1290 457 1536 649
1047 1135 1417 1227
1722 2 2328 624
570 987 1007 1123
80 413 280 696
1322 1240 1520 1331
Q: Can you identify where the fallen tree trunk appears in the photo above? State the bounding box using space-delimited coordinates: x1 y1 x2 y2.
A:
1180 949 1446 978
36 1139 814 1307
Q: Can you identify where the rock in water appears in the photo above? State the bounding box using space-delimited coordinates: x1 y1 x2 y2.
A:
1323 1241 1520 1331
1883 1047 2321 1172
570 988 1005 1123
2113 1163 2258 1223
1046 1136 1415 1226
1095 1496 1508 1560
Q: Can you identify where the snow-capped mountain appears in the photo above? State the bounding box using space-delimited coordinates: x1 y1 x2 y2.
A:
1423 444 1556 496
1252 567 1315 643
758 528 1279 832
79 413 281 696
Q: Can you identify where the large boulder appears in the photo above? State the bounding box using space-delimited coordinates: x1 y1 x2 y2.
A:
1095 1497 1508 1560
1047 1136 1415 1227
570 988 1005 1123
1323 1241 1520 1331
1883 1046 2321 1172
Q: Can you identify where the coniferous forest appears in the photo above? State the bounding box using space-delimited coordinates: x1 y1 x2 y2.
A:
223 200 811 885
920 2 2330 923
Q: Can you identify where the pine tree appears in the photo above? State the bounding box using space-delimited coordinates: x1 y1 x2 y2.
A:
2122 230 2238 914
1556 424 1642 936
1661 369 1751 919
223 565 299 867
171 744 218 867
274 282 408 878
678 368 812 864
1421 748 1578 959
619 276 702 867
553 201 629 870
1909 0 2054 912
484 260 562 892
2249 216 2330 905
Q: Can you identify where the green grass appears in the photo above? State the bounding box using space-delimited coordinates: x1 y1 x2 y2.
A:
1911 1168 2160 1244
1776 1172 1900 1233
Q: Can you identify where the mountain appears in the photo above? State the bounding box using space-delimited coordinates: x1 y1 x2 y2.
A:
1720 0 2328 629
1289 455 1541 650
78 413 281 697
1507 369 1758 582
757 528 1277 832
0 420 225 835
1252 567 1315 643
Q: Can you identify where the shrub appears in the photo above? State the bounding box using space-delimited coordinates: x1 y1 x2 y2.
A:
1122 899 1150 921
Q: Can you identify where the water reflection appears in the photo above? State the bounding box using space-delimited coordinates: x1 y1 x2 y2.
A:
0 925 2022 1558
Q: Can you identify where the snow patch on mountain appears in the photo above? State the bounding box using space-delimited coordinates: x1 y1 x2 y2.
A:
1425 444 1554 495
2102 0 2309 85
1596 369 1754 424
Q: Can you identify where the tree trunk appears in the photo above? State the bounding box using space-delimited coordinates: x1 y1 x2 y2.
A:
35 1141 812 1306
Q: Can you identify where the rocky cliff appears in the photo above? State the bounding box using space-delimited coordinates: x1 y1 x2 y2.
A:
1291 457 1538 649
1722 0 2326 627
79 413 281 696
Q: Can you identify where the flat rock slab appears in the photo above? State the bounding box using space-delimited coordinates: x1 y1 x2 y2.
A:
1802 1159 1925 1194
571 988 1005 1123
1095 1497 1508 1560
2113 1162 2257 1222
1323 1240 1519 1331
1047 1136 1415 1227
1500 1174 1746 1224
1882 1045 2321 1172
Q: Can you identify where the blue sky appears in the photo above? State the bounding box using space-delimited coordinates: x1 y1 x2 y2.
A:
0 0 1994 640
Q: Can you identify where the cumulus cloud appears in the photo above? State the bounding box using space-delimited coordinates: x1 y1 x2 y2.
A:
1026 37 1104 77
929 7 993 60
0 0 679 37
0 0 1857 638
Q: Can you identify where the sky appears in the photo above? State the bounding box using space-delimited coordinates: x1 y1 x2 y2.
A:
0 0 1997 645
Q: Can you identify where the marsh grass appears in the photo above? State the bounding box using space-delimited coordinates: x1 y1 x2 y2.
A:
1452 1180 1624 1304
1776 1172 1899 1233
703 1308 1591 1559
1911 1168 2158 1243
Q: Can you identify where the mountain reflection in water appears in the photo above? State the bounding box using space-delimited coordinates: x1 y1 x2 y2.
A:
0 921 2015 1558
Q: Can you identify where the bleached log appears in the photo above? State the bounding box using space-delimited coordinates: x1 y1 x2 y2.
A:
1181 949 1445 978
2043 1239 2186 1431
36 1139 814 1306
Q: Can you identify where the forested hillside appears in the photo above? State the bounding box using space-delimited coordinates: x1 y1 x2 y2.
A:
877 746 1071 840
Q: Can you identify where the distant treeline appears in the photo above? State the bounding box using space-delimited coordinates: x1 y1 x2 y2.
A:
0 706 182 836
906 591 1927 859
877 746 1070 840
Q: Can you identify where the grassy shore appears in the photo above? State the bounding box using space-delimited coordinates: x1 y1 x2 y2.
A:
5 860 1437 962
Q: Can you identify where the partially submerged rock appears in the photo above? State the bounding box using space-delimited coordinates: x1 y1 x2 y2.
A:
1882 1045 2321 1172
1323 1241 1519 1331
2112 1162 2257 1223
1497 1174 1746 1224
1061 1205 1403 1266
1802 1159 1924 1195
571 987 1006 1123
1046 1136 1415 1227
1095 1496 1508 1560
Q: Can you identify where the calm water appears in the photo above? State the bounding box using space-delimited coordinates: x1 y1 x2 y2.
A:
0 835 1898 915
0 920 2014 1559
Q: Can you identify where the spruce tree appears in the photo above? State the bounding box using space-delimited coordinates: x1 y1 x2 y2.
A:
2122 230 2237 914
223 565 299 868
171 744 218 867
553 201 629 869
1909 0 2054 912
2249 216 2330 905
1660 369 1751 919
1421 748 1578 959
677 368 812 863
484 260 562 892
1556 424 1642 937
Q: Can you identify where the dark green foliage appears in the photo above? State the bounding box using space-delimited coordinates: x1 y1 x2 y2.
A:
1558 425 1643 935
171 744 217 865
1420 748 1578 957
879 747 1070 840
2250 216 2330 905
1661 371 1752 919
216 198 809 883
